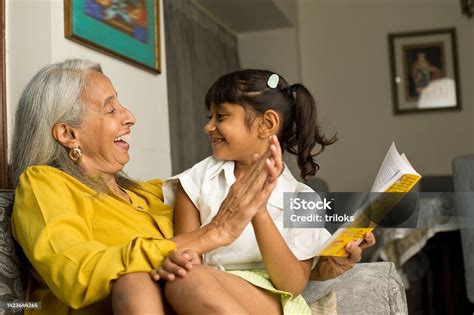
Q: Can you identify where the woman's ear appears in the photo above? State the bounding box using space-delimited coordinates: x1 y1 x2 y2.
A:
52 123 79 149
258 110 280 138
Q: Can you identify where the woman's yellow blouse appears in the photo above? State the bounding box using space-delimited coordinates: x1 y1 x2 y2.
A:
12 165 177 314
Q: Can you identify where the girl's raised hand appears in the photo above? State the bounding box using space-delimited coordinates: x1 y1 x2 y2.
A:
265 135 283 184
254 135 283 217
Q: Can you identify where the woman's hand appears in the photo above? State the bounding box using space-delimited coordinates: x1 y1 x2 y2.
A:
171 136 282 255
150 249 201 282
311 232 376 281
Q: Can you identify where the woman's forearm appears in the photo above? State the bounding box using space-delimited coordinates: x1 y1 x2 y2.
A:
172 145 281 263
173 149 275 252
171 222 229 255
252 211 311 296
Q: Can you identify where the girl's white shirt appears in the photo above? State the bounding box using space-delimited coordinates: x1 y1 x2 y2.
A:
163 156 331 271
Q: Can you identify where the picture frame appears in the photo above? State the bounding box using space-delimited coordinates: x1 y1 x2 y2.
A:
64 0 160 74
388 28 461 114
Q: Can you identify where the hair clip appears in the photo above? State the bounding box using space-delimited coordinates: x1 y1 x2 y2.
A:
267 74 279 88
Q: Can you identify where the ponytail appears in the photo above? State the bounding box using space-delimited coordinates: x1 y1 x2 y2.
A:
280 84 337 181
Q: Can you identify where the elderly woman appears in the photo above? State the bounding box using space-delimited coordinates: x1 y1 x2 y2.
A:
11 59 374 315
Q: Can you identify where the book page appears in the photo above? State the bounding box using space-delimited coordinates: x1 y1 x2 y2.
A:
317 142 421 257
370 142 419 192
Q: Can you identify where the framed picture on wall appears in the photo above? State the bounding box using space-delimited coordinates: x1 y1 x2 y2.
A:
64 0 160 73
388 28 461 114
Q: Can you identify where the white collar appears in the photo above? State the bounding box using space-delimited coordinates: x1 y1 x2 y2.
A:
207 157 298 208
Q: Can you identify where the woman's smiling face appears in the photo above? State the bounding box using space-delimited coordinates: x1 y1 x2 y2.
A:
76 71 136 175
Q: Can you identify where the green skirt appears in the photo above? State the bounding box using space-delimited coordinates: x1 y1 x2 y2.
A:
226 269 311 315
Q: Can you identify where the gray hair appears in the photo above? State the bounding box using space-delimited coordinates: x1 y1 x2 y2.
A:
11 59 135 190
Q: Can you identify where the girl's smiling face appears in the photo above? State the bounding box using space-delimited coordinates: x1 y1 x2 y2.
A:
204 103 267 165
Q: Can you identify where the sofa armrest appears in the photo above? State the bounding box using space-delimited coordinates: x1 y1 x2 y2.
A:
0 191 28 312
302 262 407 314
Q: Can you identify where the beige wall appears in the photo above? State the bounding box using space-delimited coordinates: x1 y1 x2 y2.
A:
7 0 172 180
297 0 473 191
238 28 301 84
273 0 298 25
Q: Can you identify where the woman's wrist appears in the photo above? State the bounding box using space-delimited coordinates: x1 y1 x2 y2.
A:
202 221 230 249
205 220 232 247
172 223 228 255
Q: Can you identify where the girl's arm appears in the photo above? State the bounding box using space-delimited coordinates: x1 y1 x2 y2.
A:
251 137 311 296
174 181 201 235
252 212 312 296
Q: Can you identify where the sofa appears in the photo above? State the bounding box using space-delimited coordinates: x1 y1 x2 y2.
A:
0 190 408 314
452 155 474 303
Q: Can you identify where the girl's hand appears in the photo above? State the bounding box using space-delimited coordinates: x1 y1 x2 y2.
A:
210 136 282 245
265 135 283 185
150 249 201 282
255 135 283 217
311 232 376 281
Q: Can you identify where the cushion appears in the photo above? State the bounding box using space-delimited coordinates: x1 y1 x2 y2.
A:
309 291 337 315
0 191 27 311
302 262 407 314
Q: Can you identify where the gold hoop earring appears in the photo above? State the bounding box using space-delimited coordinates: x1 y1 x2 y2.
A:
68 147 82 163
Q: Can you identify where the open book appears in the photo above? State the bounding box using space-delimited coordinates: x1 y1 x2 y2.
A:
317 142 421 257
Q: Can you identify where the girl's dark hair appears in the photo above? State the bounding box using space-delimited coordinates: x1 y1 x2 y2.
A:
205 69 337 181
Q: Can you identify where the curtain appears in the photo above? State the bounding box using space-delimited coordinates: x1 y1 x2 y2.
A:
164 0 240 174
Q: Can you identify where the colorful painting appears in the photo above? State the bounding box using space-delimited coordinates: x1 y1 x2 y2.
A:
84 0 149 44
65 0 160 73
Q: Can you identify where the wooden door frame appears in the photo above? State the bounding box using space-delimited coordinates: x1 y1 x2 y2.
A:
0 0 9 189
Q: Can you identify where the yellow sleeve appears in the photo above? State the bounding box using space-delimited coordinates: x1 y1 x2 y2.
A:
12 167 176 309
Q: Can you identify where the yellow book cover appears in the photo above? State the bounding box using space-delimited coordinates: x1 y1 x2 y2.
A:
317 143 421 257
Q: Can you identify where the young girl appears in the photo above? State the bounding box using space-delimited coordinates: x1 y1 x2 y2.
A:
162 70 338 314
